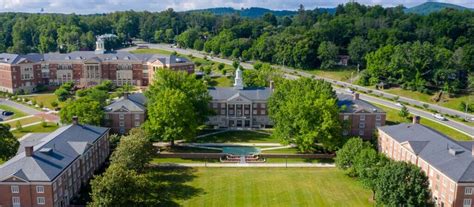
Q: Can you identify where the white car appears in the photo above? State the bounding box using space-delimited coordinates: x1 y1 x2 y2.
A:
345 88 354 94
395 102 403 107
433 113 447 121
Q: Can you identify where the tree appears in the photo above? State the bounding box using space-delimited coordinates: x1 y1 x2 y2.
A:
398 105 410 121
375 161 432 206
54 88 70 102
110 128 153 172
0 124 19 160
176 28 199 48
59 97 104 125
348 36 371 67
89 164 150 207
335 137 371 175
318 41 338 69
353 147 386 199
144 88 196 145
51 101 58 109
243 63 281 87
145 70 211 127
262 13 277 26
268 78 342 152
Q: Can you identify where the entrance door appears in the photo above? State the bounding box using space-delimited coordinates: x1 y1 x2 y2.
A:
245 120 250 127
236 120 242 127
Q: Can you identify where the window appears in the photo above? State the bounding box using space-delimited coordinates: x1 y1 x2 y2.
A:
253 110 257 115
464 199 472 207
359 130 364 136
343 115 349 120
134 121 140 127
261 110 266 115
11 185 19 193
343 130 349 136
360 115 365 121
376 114 381 120
119 121 124 127
36 186 44 193
221 110 226 115
261 104 266 109
359 123 365 128
212 103 218 108
119 114 124 120
465 187 473 195
37 197 45 205
135 114 140 120
12 197 20 206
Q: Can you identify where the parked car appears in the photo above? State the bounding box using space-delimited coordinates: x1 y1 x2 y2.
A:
2 111 14 116
345 88 354 94
395 102 403 107
433 113 447 121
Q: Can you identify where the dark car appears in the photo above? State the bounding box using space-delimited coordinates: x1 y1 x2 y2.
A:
2 111 14 116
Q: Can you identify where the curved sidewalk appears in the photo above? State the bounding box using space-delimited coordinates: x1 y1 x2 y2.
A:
152 163 335 168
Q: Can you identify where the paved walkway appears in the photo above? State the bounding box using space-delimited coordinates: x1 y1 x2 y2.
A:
0 99 41 115
152 163 336 168
185 143 285 147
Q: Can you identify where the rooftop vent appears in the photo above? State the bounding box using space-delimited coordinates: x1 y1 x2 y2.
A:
448 146 464 156
39 148 53 154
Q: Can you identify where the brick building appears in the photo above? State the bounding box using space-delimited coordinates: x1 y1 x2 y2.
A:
0 39 194 94
378 117 474 207
104 93 146 134
0 117 110 207
337 93 386 139
206 67 273 128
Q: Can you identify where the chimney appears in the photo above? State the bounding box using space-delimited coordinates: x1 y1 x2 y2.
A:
25 146 34 157
270 81 275 90
123 92 129 99
72 116 78 125
412 116 420 124
353 93 359 100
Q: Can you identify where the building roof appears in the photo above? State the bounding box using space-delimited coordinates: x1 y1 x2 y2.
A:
208 87 272 101
337 93 384 113
0 124 109 182
0 52 192 65
379 123 474 183
105 93 147 112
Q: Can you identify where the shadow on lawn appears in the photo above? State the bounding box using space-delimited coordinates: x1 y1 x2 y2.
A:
193 130 274 143
147 167 204 207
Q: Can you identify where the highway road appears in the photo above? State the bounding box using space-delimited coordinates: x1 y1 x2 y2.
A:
122 43 474 138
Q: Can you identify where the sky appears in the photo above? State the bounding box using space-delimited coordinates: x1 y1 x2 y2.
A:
0 0 473 14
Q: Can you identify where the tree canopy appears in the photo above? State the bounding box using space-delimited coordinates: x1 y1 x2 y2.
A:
268 78 342 152
0 124 19 161
59 97 104 125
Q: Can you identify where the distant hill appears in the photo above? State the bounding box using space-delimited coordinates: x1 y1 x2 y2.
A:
405 1 473 15
188 7 337 18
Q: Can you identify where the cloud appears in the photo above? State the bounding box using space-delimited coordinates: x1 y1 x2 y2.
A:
0 0 472 14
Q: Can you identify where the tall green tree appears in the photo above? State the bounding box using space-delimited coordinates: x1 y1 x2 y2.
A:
0 124 19 161
335 137 371 176
318 41 339 69
375 161 432 206
59 97 104 125
144 88 196 144
348 36 372 67
268 78 342 152
110 128 153 172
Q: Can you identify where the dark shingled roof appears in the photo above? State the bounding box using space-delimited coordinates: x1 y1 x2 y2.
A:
379 123 474 182
0 124 109 182
0 52 191 65
105 93 147 112
208 87 272 101
337 93 384 113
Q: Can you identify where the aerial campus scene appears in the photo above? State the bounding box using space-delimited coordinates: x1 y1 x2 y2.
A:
0 0 473 206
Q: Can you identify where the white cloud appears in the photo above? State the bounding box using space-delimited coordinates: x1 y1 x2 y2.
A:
0 0 472 14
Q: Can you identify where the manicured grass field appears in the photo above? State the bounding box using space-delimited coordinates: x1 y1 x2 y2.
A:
209 76 232 87
152 168 372 207
194 130 279 143
373 103 472 141
12 122 59 139
0 104 27 119
5 116 42 127
27 93 61 109
130 48 173 55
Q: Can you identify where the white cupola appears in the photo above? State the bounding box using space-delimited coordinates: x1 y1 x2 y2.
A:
233 66 244 90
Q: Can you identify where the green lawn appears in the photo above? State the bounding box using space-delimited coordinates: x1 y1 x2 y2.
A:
5 116 42 127
150 168 372 207
209 76 232 87
382 88 472 114
130 48 173 55
193 130 279 143
12 122 59 139
27 94 61 109
151 157 220 164
261 147 299 154
265 158 334 163
0 105 27 119
373 103 472 141
302 68 357 82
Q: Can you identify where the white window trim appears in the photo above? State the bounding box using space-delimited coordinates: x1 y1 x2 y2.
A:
464 199 472 207
465 187 473 195
37 197 46 205
11 185 19 193
36 186 44 193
